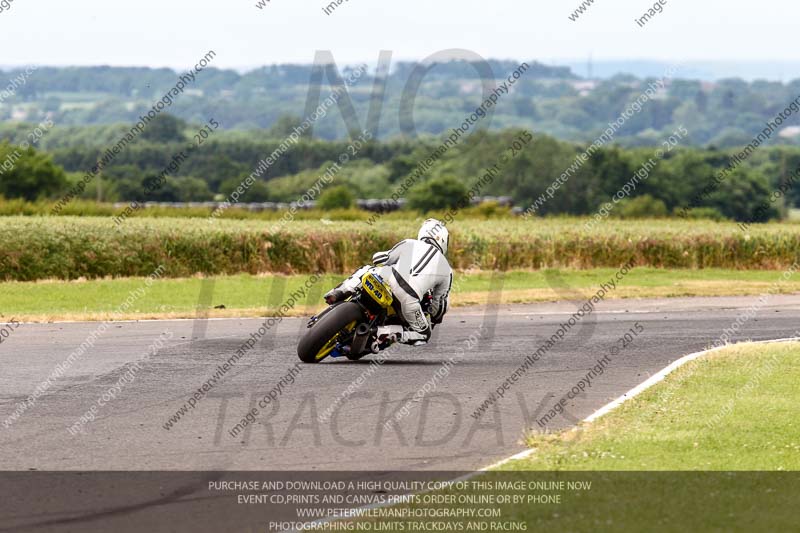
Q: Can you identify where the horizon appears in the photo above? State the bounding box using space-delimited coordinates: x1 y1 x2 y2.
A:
3 58 800 83
1 0 798 81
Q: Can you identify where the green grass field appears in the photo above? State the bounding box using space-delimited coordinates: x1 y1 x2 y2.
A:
343 343 800 532
512 342 800 470
481 342 800 529
2 269 800 321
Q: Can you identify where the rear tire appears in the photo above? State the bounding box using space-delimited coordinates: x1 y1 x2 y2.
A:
297 302 363 363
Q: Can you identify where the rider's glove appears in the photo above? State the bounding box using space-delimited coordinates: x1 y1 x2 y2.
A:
323 288 350 305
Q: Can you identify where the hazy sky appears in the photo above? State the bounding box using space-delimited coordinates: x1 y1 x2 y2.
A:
0 0 796 70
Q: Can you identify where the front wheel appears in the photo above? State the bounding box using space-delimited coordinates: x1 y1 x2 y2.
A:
297 302 363 363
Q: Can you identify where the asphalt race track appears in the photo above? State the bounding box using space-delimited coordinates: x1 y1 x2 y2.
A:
1 295 799 531
3 294 800 472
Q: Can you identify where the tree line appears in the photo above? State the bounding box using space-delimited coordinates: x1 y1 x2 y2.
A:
1 114 797 222
3 62 800 147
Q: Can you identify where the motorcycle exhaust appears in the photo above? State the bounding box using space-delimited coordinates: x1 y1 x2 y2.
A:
350 323 373 356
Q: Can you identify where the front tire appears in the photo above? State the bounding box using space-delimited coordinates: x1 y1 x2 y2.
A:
297 302 363 363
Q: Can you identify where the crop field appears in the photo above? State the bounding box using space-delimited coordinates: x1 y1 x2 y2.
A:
1 216 799 281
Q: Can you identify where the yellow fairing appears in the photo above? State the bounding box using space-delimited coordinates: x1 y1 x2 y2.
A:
361 271 393 308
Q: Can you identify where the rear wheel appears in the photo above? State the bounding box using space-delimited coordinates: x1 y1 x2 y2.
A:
297 302 363 363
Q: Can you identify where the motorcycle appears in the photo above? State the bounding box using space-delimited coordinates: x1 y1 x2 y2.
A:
297 267 431 363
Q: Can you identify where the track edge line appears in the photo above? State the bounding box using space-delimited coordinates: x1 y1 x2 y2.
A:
480 336 800 471
291 336 800 532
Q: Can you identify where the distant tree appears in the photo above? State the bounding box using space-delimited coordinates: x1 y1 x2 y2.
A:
387 155 417 182
0 143 67 201
317 185 354 210
678 207 726 221
616 195 668 218
219 177 270 202
708 128 751 148
709 168 779 222
407 176 468 212
140 174 212 202
140 114 187 143
181 153 248 192
586 147 634 209
512 97 537 119
269 115 311 139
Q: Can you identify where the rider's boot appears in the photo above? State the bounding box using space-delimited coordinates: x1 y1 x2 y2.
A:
376 325 404 344
324 266 371 304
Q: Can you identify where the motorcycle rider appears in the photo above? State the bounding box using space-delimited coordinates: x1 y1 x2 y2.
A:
323 218 453 345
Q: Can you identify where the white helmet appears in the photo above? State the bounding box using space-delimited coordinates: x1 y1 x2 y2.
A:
418 218 449 255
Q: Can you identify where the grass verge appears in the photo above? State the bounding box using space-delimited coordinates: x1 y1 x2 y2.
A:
341 343 800 532
2 269 800 322
513 341 800 471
